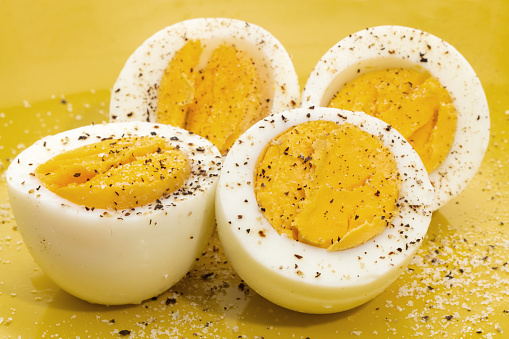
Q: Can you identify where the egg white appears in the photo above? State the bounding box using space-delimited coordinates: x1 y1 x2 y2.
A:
110 17 300 123
302 25 490 211
215 107 434 314
6 122 222 305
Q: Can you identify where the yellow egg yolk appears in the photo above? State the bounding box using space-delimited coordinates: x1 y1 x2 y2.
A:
156 40 264 155
254 121 401 251
35 136 190 210
328 68 457 173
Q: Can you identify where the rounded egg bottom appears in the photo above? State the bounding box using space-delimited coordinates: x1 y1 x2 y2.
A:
215 107 434 314
6 122 222 305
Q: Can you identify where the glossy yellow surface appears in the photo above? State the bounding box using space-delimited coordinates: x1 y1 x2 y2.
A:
1 0 508 338
36 136 190 210
254 121 400 251
157 41 264 155
328 68 458 173
183 44 263 155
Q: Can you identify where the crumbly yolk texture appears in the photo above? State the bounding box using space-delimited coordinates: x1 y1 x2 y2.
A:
36 136 190 210
328 68 458 173
254 121 401 251
156 40 264 155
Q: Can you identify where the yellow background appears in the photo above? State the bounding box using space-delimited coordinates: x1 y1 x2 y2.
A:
1 0 508 338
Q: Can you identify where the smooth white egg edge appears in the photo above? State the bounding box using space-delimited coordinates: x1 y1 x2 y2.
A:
110 17 300 123
216 107 433 313
5 122 222 304
301 25 490 211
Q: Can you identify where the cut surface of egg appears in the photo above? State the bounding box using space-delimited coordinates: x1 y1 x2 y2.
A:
302 25 490 210
110 17 300 154
35 135 191 210
6 122 222 305
254 120 401 251
215 107 434 314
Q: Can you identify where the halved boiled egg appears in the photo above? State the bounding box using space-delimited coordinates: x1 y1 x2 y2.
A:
302 25 490 210
215 107 434 314
6 122 221 305
110 17 300 155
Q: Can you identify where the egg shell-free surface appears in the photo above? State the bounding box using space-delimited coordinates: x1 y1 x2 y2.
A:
1 1 508 337
216 107 434 313
302 25 490 211
110 17 300 124
5 122 222 305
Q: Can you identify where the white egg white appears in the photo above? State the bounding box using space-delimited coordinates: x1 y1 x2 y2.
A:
110 17 300 123
6 122 222 305
302 25 490 210
215 107 434 314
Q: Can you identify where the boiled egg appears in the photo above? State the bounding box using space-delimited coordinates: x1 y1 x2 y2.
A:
6 121 221 305
215 107 434 314
110 17 300 155
302 25 490 210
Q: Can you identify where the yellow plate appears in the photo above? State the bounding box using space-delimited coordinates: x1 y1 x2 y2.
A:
1 0 508 337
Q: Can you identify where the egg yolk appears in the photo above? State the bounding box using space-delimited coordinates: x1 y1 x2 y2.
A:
35 136 190 210
156 40 264 155
254 121 401 251
328 68 457 173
